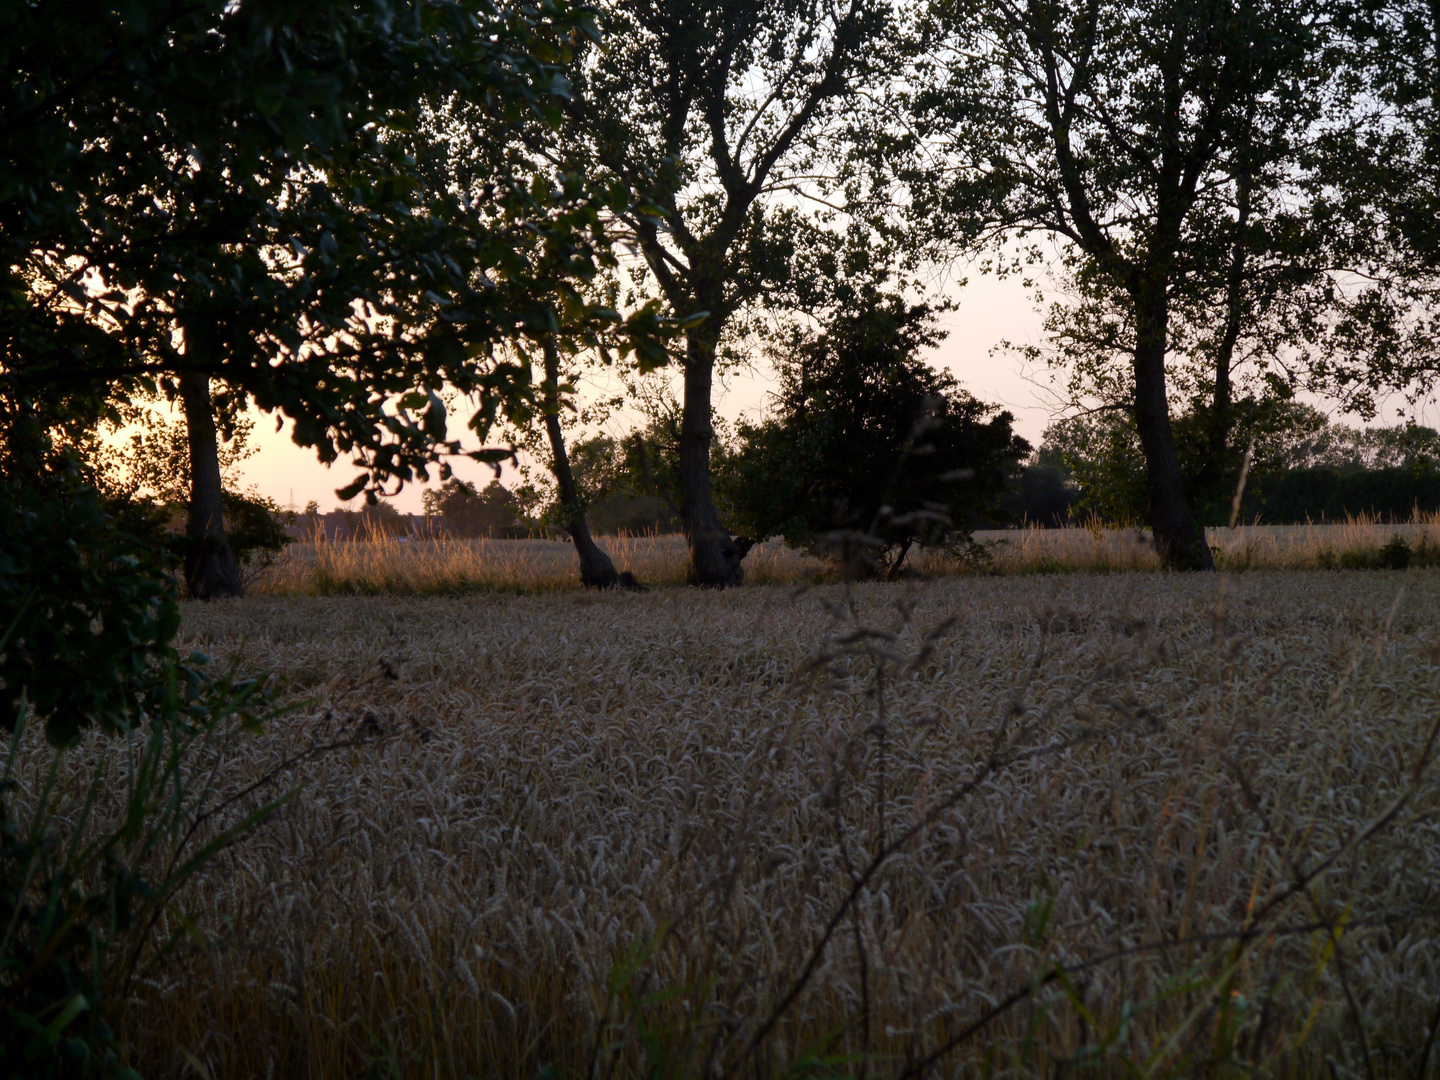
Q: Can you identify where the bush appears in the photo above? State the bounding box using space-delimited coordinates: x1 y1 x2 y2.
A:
0 658 280 1079
0 482 180 746
217 490 292 573
1321 532 1440 570
0 474 286 1076
727 297 1029 573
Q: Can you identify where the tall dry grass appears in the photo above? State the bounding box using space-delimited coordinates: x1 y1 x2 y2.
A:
13 571 1431 1076
251 533 827 594
248 514 1440 595
976 514 1440 575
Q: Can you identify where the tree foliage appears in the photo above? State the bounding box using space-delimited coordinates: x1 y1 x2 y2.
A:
0 0 697 774
512 431 680 536
422 478 530 538
537 0 900 583
2 0 672 500
1040 406 1440 524
1248 466 1440 523
0 479 180 746
728 298 1029 572
999 463 1080 528
81 400 291 571
910 0 1440 568
1038 399 1326 525
602 395 742 528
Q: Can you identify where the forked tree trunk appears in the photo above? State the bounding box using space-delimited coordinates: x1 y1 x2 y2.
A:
541 338 629 589
178 365 244 599
1132 285 1214 571
678 331 749 586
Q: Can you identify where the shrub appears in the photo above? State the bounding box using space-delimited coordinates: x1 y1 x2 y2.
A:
1 473 285 1076
0 482 179 746
727 297 1029 574
0 659 281 1079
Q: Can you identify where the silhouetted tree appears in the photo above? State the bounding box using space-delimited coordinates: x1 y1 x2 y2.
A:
548 0 898 584
422 480 525 538
728 298 1029 575
912 0 1440 567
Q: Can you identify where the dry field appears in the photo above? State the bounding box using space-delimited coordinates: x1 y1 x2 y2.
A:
14 570 1440 1078
249 516 1440 594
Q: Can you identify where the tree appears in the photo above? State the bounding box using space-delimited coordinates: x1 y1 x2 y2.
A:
546 0 898 585
422 478 527 538
1 0 668 743
728 297 1029 574
1034 414 1148 526
86 396 291 576
343 499 411 539
1005 192 1440 530
912 0 1438 568
1038 400 1327 524
2 0 667 598
1035 403 1440 525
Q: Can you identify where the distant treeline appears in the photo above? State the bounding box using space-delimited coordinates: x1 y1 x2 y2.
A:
1240 467 1440 524
1004 413 1440 527
415 478 676 538
1002 463 1440 527
346 414 1440 539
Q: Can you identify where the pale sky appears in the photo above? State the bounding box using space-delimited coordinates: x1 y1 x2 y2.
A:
235 270 1054 514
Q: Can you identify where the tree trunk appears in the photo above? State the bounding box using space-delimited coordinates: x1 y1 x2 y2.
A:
1131 283 1214 570
678 331 749 586
886 538 913 580
1207 141 1253 474
178 362 244 599
1187 173 1252 514
540 338 630 589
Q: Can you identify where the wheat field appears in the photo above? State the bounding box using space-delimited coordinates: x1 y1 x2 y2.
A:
29 568 1424 1078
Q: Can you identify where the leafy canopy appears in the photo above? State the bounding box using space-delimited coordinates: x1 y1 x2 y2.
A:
1 0 673 499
